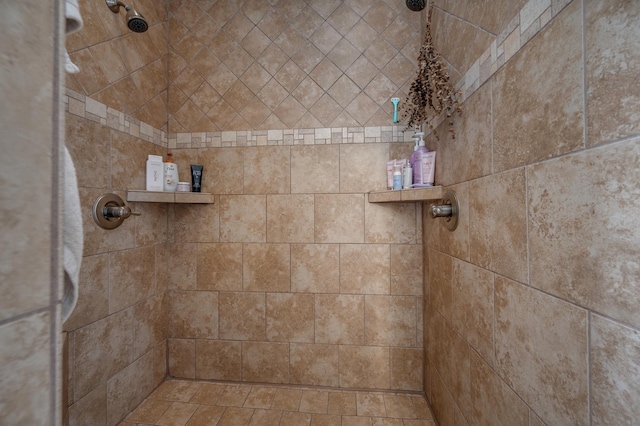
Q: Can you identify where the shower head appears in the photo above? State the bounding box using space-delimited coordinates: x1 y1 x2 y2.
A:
406 0 426 12
105 0 148 33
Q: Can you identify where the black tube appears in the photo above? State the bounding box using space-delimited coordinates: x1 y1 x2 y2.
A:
190 164 203 192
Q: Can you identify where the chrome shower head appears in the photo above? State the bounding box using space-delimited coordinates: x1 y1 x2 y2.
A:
125 6 148 33
406 0 426 11
105 0 148 33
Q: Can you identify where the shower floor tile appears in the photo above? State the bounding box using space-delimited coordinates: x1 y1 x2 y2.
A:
118 379 436 426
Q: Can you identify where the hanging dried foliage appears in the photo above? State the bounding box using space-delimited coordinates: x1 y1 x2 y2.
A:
400 2 462 138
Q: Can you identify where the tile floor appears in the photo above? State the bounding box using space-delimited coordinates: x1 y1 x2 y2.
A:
119 379 437 426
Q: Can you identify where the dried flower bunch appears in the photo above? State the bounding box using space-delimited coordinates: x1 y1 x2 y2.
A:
400 2 462 138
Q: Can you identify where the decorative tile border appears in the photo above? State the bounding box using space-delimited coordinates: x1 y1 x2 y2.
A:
64 0 571 147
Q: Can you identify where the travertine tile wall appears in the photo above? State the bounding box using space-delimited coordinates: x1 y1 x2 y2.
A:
0 1 64 424
63 109 169 426
167 0 422 132
165 137 425 392
65 0 169 130
423 0 640 425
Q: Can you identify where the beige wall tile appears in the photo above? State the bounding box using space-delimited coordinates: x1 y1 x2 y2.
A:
390 244 423 296
64 254 109 331
68 384 107 426
219 292 266 340
315 194 365 243
339 346 389 389
109 246 155 313
340 244 390 294
267 194 314 242
81 187 135 256
197 243 243 291
134 202 168 247
106 351 154 425
389 348 423 391
494 276 588 425
591 314 640 425
242 341 290 383
291 244 340 293
74 309 132 400
290 343 340 387
469 169 527 284
327 392 356 416
153 341 167 387
111 131 163 191
168 339 195 379
452 259 494 367
528 138 640 328
430 369 455 426
315 294 364 345
300 390 329 414
492 0 583 171
364 202 417 244
220 195 266 242
339 144 389 193
428 248 453 322
173 203 220 243
168 243 197 290
243 243 291 292
197 148 244 194
271 387 302 411
365 295 417 347
470 351 528 425
195 340 242 381
586 0 640 145
133 294 166 359
65 113 111 189
266 293 314 342
291 145 340 193
244 146 291 194
171 291 218 339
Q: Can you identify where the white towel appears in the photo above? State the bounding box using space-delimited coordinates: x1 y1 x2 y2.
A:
62 147 83 322
64 0 83 74
62 0 84 322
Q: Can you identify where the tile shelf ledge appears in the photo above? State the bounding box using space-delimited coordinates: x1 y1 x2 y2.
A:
126 190 214 204
368 186 444 203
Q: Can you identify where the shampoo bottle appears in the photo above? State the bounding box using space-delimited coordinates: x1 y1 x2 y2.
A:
409 132 428 186
163 153 178 192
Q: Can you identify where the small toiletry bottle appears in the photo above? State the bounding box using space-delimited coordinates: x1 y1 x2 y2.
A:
403 161 412 189
409 132 428 186
393 165 402 190
163 153 178 192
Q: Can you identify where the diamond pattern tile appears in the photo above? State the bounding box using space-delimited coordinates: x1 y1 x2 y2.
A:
168 0 422 131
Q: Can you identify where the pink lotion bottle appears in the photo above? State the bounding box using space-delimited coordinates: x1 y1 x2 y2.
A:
409 132 428 186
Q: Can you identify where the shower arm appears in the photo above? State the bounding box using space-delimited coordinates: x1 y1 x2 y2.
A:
106 0 127 13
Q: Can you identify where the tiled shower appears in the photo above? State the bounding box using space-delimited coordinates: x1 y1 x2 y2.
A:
2 0 640 425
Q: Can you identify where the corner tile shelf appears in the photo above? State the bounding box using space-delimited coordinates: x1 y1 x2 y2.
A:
126 190 214 204
368 186 444 203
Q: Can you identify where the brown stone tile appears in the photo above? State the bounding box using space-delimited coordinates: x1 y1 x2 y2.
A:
189 383 226 405
364 201 417 244
469 169 527 284
591 314 640 424
111 131 162 191
339 143 389 193
586 0 640 145
291 145 340 194
339 346 389 389
390 245 423 296
356 393 386 417
172 291 218 339
266 194 314 243
365 295 416 347
195 340 242 382
274 96 306 128
275 60 306 93
219 195 266 242
266 293 314 342
281 411 312 425
168 339 195 379
291 244 340 293
271 388 302 411
172 203 220 243
528 138 640 328
168 243 197 291
372 418 404 426
249 408 283 426
197 243 243 291
218 406 254 426
242 342 290 383
493 0 583 171
299 390 329 414
244 387 276 409
494 276 588 425
154 401 199 426
342 416 373 426
389 348 423 391
340 244 390 294
65 113 110 189
430 369 454 426
435 183 470 261
258 78 289 111
345 92 380 126
64 254 109 331
384 395 416 419
290 343 340 387
68 384 107 426
132 294 166 359
243 243 290 292
219 292 266 340
185 405 226 426
314 194 365 243
315 294 364 345
217 386 251 407
451 259 494 366
106 352 154 425
327 392 357 415
470 351 528 426
109 246 155 313
310 413 341 426
244 146 291 194
292 76 324 110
